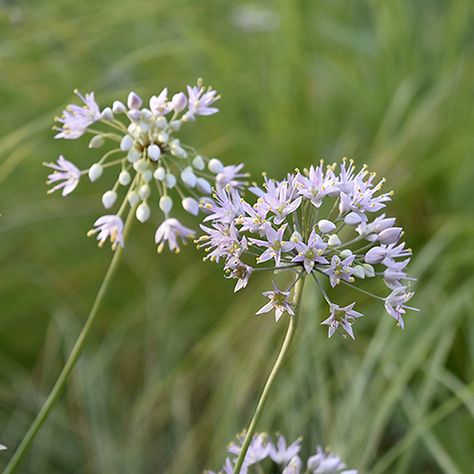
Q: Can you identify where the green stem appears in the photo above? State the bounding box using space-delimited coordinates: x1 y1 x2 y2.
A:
232 277 306 474
3 211 135 474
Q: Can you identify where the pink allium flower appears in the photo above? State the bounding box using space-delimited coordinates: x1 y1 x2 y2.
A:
198 159 418 338
55 90 100 139
44 155 81 196
269 435 302 465
155 218 195 253
321 303 363 340
87 215 124 250
184 81 220 120
207 432 357 474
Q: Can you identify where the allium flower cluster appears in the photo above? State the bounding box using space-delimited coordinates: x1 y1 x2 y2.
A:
205 432 357 474
198 159 417 338
45 80 246 252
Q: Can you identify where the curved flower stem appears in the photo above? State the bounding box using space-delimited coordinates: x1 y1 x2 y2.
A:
3 210 135 474
232 276 306 474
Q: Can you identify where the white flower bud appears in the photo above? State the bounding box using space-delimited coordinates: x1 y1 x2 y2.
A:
375 217 396 233
362 263 375 277
155 116 167 129
182 111 194 122
192 155 205 170
344 212 363 226
171 92 187 113
352 265 366 279
182 197 199 216
120 134 134 151
127 109 141 122
180 167 197 188
165 173 177 188
88 135 104 149
127 148 141 163
378 227 403 245
138 184 150 200
340 249 353 258
147 144 161 161
159 195 173 214
102 190 117 209
100 107 114 121
88 163 103 182
157 131 169 143
317 219 336 233
112 100 126 114
142 170 153 182
118 170 131 186
154 167 166 181
136 202 150 223
133 159 148 173
327 234 341 246
127 122 139 136
140 108 153 121
127 91 142 110
208 158 224 174
169 119 181 131
196 177 212 195
138 120 150 133
364 247 386 264
127 191 139 206
170 140 187 158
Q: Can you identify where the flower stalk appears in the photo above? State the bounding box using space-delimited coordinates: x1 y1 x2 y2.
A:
232 276 306 474
3 208 136 474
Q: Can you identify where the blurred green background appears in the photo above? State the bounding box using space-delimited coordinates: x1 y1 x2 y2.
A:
0 0 473 473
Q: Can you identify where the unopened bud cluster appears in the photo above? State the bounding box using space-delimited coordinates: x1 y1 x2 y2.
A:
44 80 247 251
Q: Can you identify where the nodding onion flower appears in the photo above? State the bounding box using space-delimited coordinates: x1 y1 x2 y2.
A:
205 431 357 474
197 159 418 339
44 79 247 252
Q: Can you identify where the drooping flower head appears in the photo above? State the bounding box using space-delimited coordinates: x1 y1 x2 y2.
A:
197 159 418 338
47 79 248 252
87 215 124 250
206 432 357 474
154 218 195 254
44 155 80 196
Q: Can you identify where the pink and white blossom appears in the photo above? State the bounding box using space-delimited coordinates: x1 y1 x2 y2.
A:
155 218 195 253
44 155 81 196
87 215 124 250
